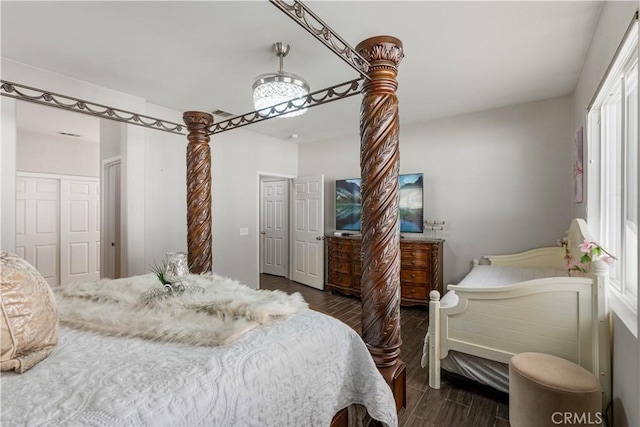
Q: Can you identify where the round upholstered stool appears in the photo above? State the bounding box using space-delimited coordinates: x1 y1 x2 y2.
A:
509 352 602 427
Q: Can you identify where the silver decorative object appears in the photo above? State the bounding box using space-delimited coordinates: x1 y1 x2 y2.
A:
140 252 204 304
165 251 189 291
424 220 446 239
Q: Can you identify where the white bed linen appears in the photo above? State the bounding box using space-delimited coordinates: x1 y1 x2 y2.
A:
1 309 397 427
441 265 567 307
434 265 568 392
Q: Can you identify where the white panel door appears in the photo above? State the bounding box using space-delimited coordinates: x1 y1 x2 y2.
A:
292 174 324 289
261 180 288 277
103 160 121 279
15 177 60 286
60 178 100 285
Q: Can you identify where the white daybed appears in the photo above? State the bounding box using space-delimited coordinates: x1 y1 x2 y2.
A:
422 219 611 406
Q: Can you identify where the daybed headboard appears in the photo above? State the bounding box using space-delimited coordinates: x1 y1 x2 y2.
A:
484 218 605 272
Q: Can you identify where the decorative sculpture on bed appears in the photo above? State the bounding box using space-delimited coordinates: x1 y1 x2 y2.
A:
142 252 203 303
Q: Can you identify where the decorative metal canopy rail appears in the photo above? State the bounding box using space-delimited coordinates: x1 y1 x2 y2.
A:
210 78 362 134
0 80 186 135
269 0 370 80
1 1 368 135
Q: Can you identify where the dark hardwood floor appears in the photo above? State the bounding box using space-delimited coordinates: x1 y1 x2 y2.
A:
261 274 510 427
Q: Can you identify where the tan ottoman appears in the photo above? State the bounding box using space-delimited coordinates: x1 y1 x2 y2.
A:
509 352 602 427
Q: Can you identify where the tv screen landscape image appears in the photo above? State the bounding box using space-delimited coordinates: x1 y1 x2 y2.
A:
336 173 423 233
335 178 362 231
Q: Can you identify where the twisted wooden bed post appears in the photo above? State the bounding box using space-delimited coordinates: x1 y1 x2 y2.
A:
356 35 406 412
183 111 213 274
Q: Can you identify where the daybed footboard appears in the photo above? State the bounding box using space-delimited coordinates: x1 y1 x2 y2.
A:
429 278 591 389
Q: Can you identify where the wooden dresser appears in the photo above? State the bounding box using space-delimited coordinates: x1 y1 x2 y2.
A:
326 236 444 307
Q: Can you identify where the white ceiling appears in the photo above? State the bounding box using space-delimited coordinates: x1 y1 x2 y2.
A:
2 1 603 145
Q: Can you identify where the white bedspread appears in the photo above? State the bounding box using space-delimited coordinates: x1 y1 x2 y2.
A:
1 309 398 427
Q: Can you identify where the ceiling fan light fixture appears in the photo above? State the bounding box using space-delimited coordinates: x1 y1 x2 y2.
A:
252 42 309 118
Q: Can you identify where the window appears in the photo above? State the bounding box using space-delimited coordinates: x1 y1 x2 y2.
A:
588 16 638 312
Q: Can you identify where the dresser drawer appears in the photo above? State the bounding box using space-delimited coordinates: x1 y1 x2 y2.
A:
330 248 352 259
330 259 351 274
351 244 362 259
400 269 428 284
353 275 361 290
401 247 430 259
330 271 351 286
401 284 428 300
353 261 362 275
327 237 353 258
400 257 430 268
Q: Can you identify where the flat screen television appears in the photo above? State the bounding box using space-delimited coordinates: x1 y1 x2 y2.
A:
335 173 423 233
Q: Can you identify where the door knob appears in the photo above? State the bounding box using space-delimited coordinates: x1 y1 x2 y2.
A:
260 231 266 235
316 236 325 241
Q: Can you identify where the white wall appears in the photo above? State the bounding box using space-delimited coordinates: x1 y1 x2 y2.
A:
100 119 122 161
142 104 187 272
300 95 573 285
139 103 299 288
16 130 99 177
211 129 298 288
571 2 640 426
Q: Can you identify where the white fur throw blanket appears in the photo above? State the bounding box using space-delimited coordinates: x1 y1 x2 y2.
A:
54 273 308 346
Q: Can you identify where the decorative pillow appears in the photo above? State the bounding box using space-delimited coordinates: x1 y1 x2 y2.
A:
1 250 59 373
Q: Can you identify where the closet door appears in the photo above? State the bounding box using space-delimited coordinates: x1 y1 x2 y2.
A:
15 177 60 286
60 179 100 285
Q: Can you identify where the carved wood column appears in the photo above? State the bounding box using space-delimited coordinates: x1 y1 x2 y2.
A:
356 35 406 412
183 111 213 274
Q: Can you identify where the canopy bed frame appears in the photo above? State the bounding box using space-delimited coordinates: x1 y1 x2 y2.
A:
1 0 408 419
181 35 407 416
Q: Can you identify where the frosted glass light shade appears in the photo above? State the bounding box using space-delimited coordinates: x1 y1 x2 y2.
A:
252 72 309 118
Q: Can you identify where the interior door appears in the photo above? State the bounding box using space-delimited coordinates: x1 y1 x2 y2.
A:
103 159 121 279
15 176 60 286
291 174 324 289
60 178 100 285
261 179 288 277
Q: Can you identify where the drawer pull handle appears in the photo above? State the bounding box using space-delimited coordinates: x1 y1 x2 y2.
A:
410 273 416 278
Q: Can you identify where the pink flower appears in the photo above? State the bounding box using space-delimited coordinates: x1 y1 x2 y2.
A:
579 240 595 253
602 256 614 266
